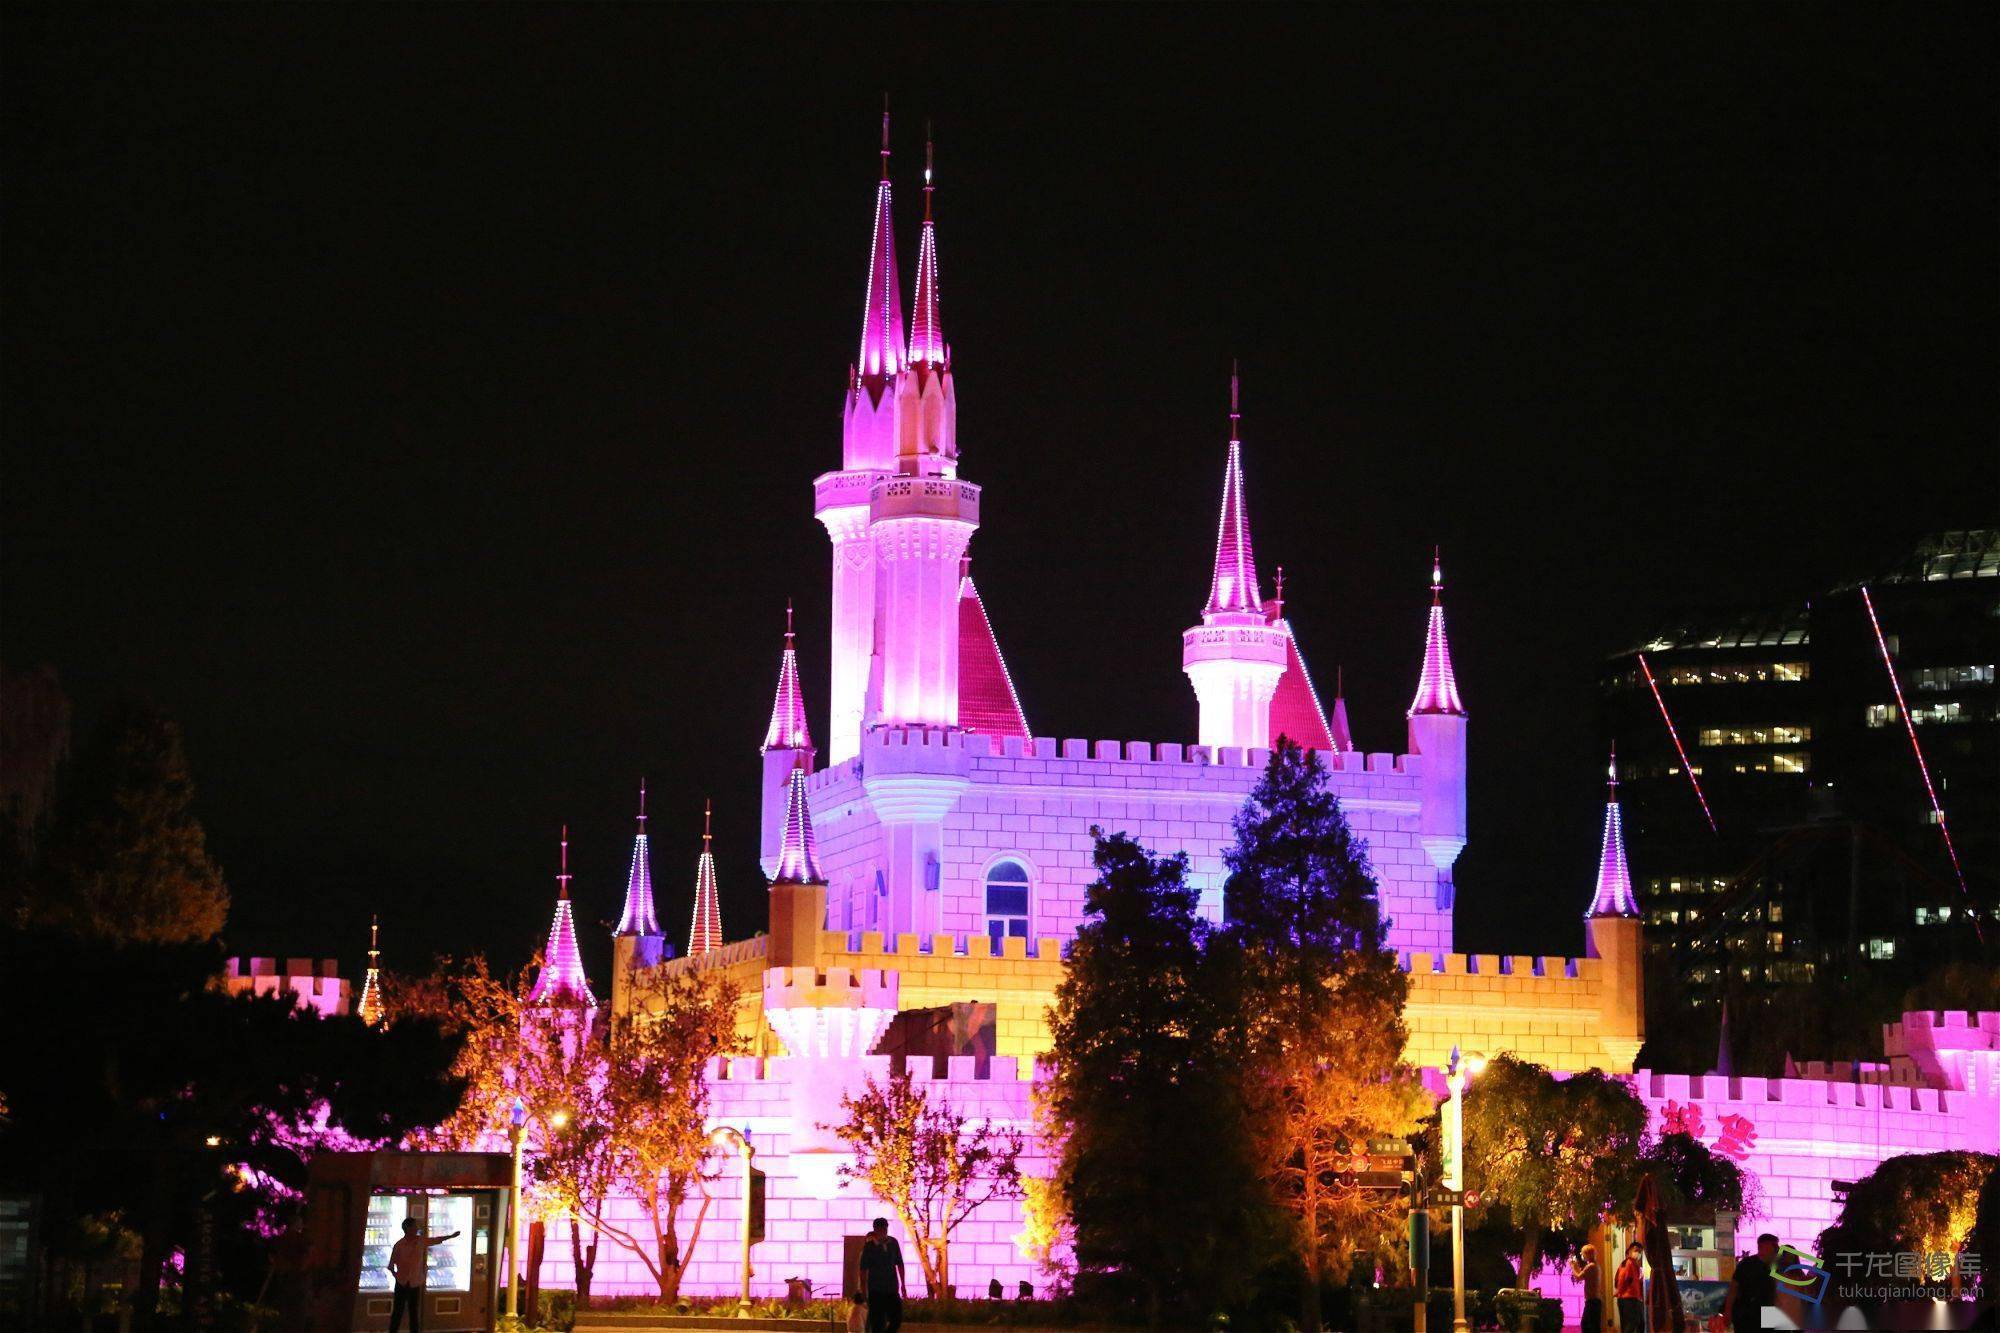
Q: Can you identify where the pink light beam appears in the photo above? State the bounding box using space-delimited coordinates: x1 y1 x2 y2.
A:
1636 652 1717 833
1860 585 1975 928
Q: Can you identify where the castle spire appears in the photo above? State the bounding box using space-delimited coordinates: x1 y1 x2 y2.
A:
615 778 660 937
1407 548 1466 716
856 100 906 388
1587 745 1641 918
1205 365 1263 618
763 602 814 752
908 128 946 369
528 825 596 1007
356 914 385 1026
1329 665 1355 753
687 800 723 957
770 760 823 885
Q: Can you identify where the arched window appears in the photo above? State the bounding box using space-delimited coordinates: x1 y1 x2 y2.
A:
984 860 1032 945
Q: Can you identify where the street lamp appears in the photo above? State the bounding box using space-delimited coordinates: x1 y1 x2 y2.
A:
707 1126 756 1317
1445 1047 1486 1333
499 1096 529 1331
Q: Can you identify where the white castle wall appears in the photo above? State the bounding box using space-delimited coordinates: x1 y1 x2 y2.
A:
810 732 1451 956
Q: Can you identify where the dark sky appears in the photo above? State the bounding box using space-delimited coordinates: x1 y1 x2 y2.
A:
6 6 1995 983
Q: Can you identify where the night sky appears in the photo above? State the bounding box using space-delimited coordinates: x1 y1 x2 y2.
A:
6 7 1995 982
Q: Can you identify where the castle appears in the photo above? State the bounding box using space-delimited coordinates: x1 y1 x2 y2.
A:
500 121 1998 1304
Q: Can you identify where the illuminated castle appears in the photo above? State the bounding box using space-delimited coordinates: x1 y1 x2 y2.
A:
508 121 1995 1305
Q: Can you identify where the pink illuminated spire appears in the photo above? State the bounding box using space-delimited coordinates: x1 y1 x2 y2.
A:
1407 548 1466 717
908 129 947 370
615 778 660 937
856 100 906 389
1265 567 1340 752
763 603 814 752
687 801 723 957
1587 746 1640 918
1204 365 1263 618
770 760 823 885
528 825 596 1007
1329 667 1355 753
958 570 1031 740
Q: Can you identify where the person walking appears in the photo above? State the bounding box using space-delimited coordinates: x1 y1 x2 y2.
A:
1723 1234 1780 1333
858 1217 907 1333
1615 1241 1646 1331
385 1215 461 1333
1571 1244 1603 1333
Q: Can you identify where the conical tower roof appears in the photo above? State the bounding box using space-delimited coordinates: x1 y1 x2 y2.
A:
763 604 814 753
1408 550 1466 716
770 762 823 885
615 779 659 937
856 104 905 391
1204 367 1263 618
1587 747 1640 919
687 802 723 957
356 914 385 1026
528 826 597 1007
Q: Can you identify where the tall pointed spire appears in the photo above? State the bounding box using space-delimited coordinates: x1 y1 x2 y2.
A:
356 914 385 1026
770 760 823 885
687 801 724 957
908 127 946 370
763 602 814 752
1587 745 1640 919
1204 364 1263 618
529 825 596 1007
1407 548 1466 716
856 98 906 388
1329 666 1356 752
615 778 660 937
1265 566 1340 753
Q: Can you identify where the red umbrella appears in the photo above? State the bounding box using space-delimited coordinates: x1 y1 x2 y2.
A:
1636 1172 1686 1332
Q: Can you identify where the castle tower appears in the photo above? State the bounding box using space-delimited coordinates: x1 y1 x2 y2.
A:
356 914 384 1027
1183 369 1286 749
1407 550 1469 916
867 130 978 732
816 109 904 764
1329 667 1356 753
611 780 665 1018
760 605 816 877
1584 747 1645 1067
687 801 723 958
1264 567 1340 753
528 826 597 1009
767 760 827 970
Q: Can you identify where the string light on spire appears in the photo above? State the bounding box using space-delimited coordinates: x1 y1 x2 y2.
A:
1408 549 1466 716
910 125 947 369
1587 743 1640 918
1205 365 1263 617
688 799 723 957
764 603 814 752
857 99 905 383
529 825 596 1007
357 913 385 1026
617 778 660 938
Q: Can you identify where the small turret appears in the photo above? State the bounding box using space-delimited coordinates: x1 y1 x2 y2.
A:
767 760 827 969
1183 366 1287 749
1407 550 1469 920
356 914 385 1027
760 604 818 877
1329 666 1356 753
688 801 723 958
611 780 666 1018
1586 745 1641 920
1585 747 1645 1068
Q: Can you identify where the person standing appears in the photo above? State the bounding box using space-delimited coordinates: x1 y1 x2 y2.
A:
1571 1244 1603 1333
1723 1234 1780 1333
385 1215 461 1333
858 1216 907 1333
1615 1241 1646 1331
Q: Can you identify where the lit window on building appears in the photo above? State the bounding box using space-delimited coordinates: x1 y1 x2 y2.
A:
1911 665 1993 692
1866 703 1898 729
1771 752 1809 774
1864 938 1896 961
983 860 1032 946
1766 931 1784 952
1698 725 1811 747
1767 903 1782 923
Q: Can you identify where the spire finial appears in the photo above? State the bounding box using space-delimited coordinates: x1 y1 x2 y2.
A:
558 824 571 900
785 599 795 643
368 912 380 962
923 122 935 222
880 94 891 180
703 798 713 845
1608 741 1619 793
1229 360 1241 444
1274 564 1285 609
638 776 648 830
1432 545 1444 605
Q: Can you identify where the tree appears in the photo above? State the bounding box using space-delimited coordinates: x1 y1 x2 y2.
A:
1459 1054 1647 1284
1044 830 1278 1328
516 1017 617 1310
27 701 228 944
1819 1152 1996 1295
1632 1131 1751 1219
834 1068 1025 1298
1219 741 1428 1332
583 965 743 1300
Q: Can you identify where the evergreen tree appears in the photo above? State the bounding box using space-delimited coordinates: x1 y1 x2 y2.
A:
1220 741 1427 1333
1045 831 1277 1328
31 700 228 943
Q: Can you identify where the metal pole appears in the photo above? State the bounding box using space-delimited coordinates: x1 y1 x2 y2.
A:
1448 1065 1469 1333
739 1136 754 1317
505 1124 523 1320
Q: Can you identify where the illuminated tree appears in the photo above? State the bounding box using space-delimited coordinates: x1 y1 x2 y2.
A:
833 1068 1025 1298
1045 831 1277 1328
1219 741 1427 1332
28 701 227 944
1819 1151 1996 1295
581 966 743 1300
1459 1054 1647 1283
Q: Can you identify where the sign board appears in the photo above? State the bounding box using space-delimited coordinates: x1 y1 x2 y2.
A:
748 1167 767 1244
1369 1139 1412 1156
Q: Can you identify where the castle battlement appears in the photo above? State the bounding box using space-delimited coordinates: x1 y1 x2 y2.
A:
809 730 1423 786
1640 1070 1958 1114
1404 951 1584 979
826 929 1066 962
763 964 900 1009
699 1052 1040 1085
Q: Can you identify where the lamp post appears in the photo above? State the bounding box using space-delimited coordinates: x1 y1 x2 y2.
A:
1445 1047 1486 1333
708 1125 756 1317
500 1096 528 1331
